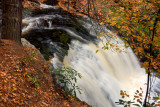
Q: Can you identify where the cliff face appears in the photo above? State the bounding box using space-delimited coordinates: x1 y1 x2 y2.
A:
25 0 58 6
0 39 89 107
43 0 58 6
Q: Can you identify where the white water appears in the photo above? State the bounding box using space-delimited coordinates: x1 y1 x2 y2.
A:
62 39 147 107
21 3 160 107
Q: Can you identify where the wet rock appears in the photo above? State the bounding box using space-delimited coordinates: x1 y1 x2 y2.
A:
26 0 40 4
43 0 58 6
21 38 46 61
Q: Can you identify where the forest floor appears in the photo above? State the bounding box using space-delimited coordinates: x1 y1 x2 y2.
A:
0 39 89 107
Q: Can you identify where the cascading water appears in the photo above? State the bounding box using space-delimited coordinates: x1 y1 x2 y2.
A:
21 3 160 107
61 31 147 107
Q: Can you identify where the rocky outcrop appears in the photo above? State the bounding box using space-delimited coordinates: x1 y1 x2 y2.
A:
43 0 58 6
26 0 40 4
21 38 46 61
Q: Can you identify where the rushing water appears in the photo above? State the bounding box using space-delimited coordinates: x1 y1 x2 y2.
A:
20 3 160 107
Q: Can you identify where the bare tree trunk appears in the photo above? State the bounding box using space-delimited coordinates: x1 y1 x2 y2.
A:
143 8 160 107
1 0 22 44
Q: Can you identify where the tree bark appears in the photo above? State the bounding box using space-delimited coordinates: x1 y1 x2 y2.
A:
1 0 22 44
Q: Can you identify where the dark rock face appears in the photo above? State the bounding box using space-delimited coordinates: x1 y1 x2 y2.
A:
22 0 40 4
43 0 58 6
22 0 58 5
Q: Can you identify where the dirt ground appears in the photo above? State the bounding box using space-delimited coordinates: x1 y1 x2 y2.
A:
0 39 89 107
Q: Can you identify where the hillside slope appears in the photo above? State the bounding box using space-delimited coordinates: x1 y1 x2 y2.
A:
0 39 88 107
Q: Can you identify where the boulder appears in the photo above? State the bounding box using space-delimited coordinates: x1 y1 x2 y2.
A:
43 0 58 6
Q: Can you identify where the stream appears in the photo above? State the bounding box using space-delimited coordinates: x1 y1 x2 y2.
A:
0 2 159 107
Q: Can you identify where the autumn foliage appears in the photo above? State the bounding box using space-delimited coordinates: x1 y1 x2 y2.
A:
1 0 159 106
95 0 160 72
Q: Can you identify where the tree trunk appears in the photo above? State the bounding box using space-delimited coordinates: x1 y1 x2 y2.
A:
1 0 22 44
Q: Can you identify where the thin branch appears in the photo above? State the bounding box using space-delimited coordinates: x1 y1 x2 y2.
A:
144 8 160 106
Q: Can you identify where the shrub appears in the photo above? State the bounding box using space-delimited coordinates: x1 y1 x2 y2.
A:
52 67 82 98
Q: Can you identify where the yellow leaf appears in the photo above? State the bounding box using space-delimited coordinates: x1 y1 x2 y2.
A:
100 31 103 33
116 48 119 51
99 22 104 25
150 27 153 30
117 26 121 28
114 36 117 39
150 21 154 24
4 80 7 83
111 21 116 26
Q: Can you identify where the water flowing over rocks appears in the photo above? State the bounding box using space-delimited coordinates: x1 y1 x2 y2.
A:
21 3 149 107
0 1 159 107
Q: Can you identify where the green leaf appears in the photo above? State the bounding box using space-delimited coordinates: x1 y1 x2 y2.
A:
136 90 139 93
132 104 141 107
153 97 159 100
13 87 17 91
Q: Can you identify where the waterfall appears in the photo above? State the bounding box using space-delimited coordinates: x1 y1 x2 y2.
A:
21 3 160 107
62 40 147 107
